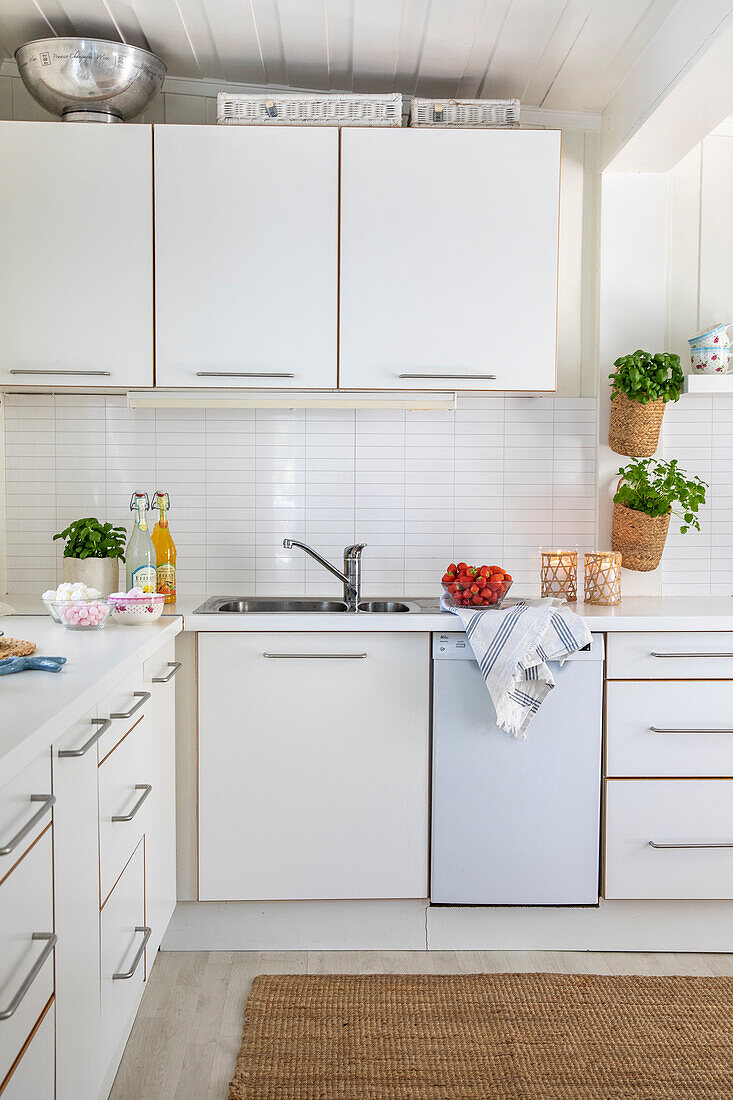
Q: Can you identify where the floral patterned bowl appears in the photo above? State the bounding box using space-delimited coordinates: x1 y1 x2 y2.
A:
107 593 165 624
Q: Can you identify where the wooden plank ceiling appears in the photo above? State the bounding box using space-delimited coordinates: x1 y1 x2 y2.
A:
0 0 680 111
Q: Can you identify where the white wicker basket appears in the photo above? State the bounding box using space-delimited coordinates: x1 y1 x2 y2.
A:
217 92 403 127
410 97 520 128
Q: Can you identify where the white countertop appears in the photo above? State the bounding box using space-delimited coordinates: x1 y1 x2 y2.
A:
6 594 733 634
1 615 182 782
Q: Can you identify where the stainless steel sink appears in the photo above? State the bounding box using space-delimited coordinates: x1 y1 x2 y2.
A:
357 600 412 613
194 597 350 614
193 596 422 614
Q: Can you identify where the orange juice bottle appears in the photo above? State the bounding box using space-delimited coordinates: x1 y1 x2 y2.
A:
151 491 176 604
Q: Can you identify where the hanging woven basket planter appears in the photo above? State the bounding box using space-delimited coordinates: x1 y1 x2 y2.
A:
611 503 671 571
608 391 665 458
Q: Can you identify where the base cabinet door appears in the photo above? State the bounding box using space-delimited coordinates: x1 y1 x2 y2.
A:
53 710 103 1100
100 841 146 1090
0 827 54 1087
143 642 179 958
198 632 429 901
605 779 733 899
0 1001 54 1100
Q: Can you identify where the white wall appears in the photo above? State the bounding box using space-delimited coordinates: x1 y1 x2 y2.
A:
596 172 669 597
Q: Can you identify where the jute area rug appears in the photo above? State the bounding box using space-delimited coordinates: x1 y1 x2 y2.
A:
229 972 733 1099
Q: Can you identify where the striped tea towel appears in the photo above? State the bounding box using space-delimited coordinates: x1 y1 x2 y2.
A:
440 596 592 738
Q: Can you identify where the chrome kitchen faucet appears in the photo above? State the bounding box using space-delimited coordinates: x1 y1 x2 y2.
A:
283 539 366 610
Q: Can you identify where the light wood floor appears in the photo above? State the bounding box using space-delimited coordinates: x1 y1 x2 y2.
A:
109 949 733 1100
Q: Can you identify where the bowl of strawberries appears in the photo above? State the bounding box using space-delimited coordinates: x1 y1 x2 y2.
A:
442 562 513 609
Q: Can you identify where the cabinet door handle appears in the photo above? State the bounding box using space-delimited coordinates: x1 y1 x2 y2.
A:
152 661 182 683
196 371 294 379
650 652 733 659
398 373 497 381
649 727 733 735
262 652 367 660
8 369 111 376
0 794 55 857
112 784 152 822
110 691 151 719
0 933 56 1020
649 840 733 849
58 718 112 758
113 926 151 980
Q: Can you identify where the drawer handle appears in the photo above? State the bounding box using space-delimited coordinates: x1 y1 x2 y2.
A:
0 794 55 857
196 371 294 379
398 373 497 381
0 933 56 1021
110 691 151 720
649 840 733 849
649 727 733 735
113 926 151 980
650 652 733 659
263 653 367 660
112 784 152 823
8 369 111 376
152 661 182 683
58 718 112 758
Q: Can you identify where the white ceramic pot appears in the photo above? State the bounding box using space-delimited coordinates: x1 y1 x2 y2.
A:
62 556 119 596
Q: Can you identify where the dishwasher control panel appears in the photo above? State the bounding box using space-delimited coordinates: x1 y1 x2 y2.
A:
433 633 471 659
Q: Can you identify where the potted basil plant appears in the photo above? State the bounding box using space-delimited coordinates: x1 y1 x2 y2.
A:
608 350 684 457
53 517 127 596
611 459 707 571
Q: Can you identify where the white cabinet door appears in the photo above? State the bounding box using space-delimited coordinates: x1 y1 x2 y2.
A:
100 840 146 1083
1 1001 54 1100
605 779 733 899
142 642 179 959
198 632 429 901
0 828 54 1086
53 710 102 1100
339 128 560 391
154 126 338 389
0 122 153 388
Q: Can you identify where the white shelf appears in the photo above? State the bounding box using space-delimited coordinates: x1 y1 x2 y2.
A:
684 373 733 393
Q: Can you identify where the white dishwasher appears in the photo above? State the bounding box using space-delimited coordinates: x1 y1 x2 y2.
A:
431 631 604 905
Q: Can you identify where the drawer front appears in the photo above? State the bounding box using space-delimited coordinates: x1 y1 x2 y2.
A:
97 667 149 761
0 754 53 869
607 632 733 680
100 840 146 1078
606 681 733 777
0 1000 54 1100
605 779 733 899
99 718 151 905
0 828 54 1084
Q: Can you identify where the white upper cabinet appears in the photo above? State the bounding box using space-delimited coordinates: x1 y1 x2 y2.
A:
339 128 561 391
154 126 339 389
0 122 153 388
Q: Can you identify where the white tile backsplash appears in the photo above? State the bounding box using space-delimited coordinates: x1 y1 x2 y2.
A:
4 393 597 597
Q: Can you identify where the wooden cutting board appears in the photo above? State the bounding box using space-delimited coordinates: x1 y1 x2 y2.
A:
0 636 37 658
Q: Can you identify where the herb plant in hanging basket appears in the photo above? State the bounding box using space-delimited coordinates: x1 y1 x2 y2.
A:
611 459 707 571
608 350 684 457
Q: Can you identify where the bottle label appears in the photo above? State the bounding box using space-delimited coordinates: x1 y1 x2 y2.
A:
131 565 156 593
156 563 176 599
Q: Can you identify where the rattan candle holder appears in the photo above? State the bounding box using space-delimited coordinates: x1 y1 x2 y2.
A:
540 550 577 601
584 551 622 605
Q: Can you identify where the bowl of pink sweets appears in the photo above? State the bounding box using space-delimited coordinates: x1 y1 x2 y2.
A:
48 598 111 630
